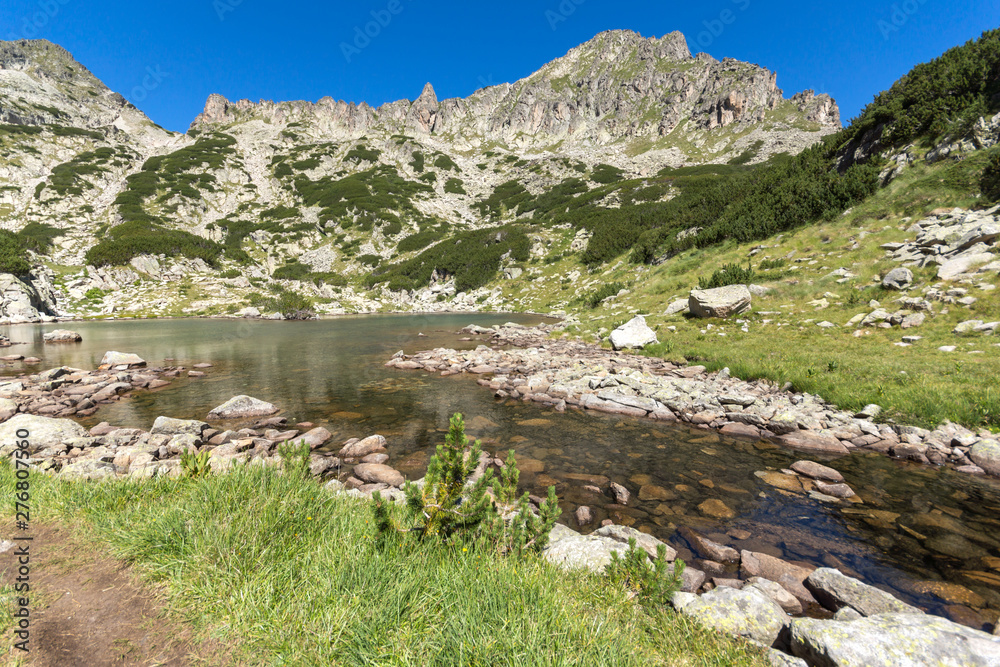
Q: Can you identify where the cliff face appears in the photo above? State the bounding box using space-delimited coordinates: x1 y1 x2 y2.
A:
190 30 839 156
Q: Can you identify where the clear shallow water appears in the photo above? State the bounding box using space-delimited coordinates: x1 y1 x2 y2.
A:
3 316 1000 629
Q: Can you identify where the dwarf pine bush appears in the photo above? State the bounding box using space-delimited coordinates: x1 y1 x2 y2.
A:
372 413 560 555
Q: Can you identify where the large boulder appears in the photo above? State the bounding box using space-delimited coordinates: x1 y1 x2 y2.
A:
150 416 209 437
689 284 752 318
881 268 913 290
542 535 629 573
207 395 278 419
592 524 677 561
0 414 87 456
674 586 789 647
351 463 404 488
804 568 921 616
789 613 1000 667
970 439 1000 476
100 351 146 369
59 460 116 481
608 315 658 350
0 273 59 324
338 435 387 458
937 252 995 280
42 329 82 343
0 398 17 422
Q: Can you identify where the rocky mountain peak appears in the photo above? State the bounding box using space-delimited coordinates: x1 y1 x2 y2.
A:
408 82 440 133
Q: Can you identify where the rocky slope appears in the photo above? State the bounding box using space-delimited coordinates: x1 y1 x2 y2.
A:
0 31 840 322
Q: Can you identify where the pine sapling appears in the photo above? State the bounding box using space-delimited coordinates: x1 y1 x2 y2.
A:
374 413 495 540
606 538 686 607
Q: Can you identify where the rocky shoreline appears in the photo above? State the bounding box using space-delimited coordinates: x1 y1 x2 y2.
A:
1 342 999 665
384 321 1000 480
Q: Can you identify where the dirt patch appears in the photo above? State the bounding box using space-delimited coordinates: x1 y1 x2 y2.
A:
2 523 222 666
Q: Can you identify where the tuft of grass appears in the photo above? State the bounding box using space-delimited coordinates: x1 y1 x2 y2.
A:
0 463 766 666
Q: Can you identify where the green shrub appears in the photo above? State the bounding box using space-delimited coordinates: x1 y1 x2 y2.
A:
180 449 211 479
758 257 786 271
372 413 560 557
345 145 381 163
16 222 64 254
247 286 313 318
397 229 438 253
981 148 1000 202
591 164 625 184
583 281 626 308
357 254 381 267
698 263 756 289
410 151 425 172
605 539 686 607
50 125 103 140
444 177 466 195
368 226 530 292
218 268 242 279
0 231 30 275
433 154 459 172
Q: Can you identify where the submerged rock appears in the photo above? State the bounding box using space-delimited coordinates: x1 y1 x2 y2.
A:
804 568 921 616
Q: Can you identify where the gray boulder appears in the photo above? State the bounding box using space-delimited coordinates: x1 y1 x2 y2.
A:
938 252 995 280
675 586 789 647
608 315 658 350
592 524 677 561
881 268 913 290
151 416 208 437
790 613 1000 667
59 460 116 481
542 535 629 573
804 568 921 616
100 351 146 369
207 395 278 419
0 414 87 456
338 434 387 458
664 298 689 316
0 397 16 422
42 329 82 343
970 439 1000 476
689 284 752 318
352 463 404 488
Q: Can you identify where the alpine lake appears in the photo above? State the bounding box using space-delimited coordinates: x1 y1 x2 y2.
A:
3 314 1000 630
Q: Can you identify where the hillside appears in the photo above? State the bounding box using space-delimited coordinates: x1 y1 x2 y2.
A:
0 30 839 319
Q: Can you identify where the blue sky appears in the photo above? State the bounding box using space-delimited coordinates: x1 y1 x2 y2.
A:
2 0 997 133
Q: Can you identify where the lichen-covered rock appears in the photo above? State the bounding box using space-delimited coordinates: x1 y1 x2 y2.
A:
608 315 658 350
804 568 921 616
151 416 208 437
59 460 115 481
542 535 628 573
789 613 1000 667
675 585 789 647
0 414 87 455
881 268 913 290
592 524 676 560
689 284 752 318
207 395 278 419
970 439 1000 476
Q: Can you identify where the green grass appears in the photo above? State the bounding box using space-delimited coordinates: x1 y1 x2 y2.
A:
0 462 765 666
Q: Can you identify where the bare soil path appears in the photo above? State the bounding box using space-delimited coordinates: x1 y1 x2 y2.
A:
2 523 225 666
